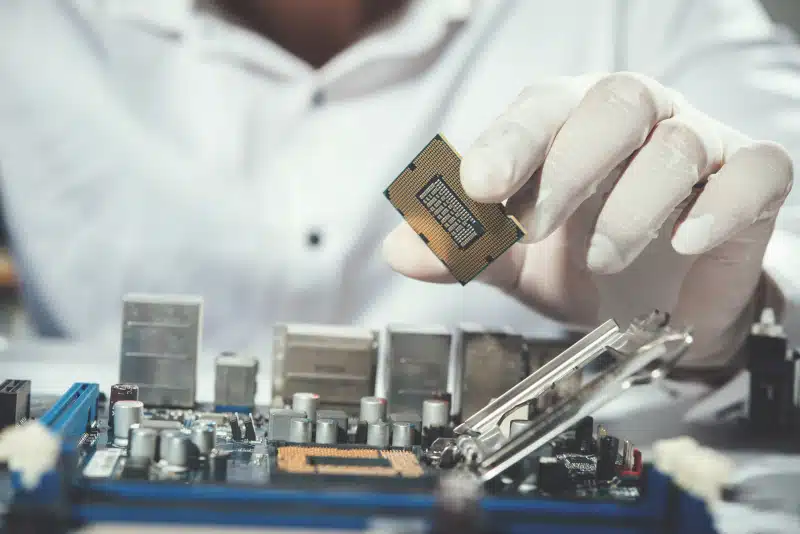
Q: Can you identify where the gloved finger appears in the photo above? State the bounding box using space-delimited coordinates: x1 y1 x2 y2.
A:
586 112 724 274
381 222 525 291
512 72 674 243
672 220 774 367
671 141 793 255
460 76 597 203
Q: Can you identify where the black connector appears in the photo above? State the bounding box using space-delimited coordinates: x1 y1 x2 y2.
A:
746 309 798 434
0 379 31 430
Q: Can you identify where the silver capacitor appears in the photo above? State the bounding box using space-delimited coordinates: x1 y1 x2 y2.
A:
128 426 158 461
289 418 313 443
162 433 190 468
391 422 414 448
190 423 216 456
366 422 390 447
315 419 338 444
158 429 184 461
359 396 387 424
509 419 535 438
422 399 449 428
113 400 144 446
292 392 320 423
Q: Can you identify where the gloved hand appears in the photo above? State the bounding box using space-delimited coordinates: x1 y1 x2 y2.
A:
383 73 793 368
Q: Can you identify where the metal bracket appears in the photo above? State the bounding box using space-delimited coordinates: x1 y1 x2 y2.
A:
452 310 693 483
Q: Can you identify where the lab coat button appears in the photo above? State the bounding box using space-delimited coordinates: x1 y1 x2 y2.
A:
311 90 326 107
307 230 322 247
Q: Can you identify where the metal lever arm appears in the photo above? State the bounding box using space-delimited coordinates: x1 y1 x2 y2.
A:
454 318 624 437
452 311 693 483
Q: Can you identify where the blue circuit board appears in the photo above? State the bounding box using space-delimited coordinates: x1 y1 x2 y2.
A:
2 382 719 534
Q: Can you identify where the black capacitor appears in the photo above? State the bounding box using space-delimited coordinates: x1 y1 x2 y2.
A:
748 347 797 434
596 436 620 480
109 384 139 434
573 416 594 454
746 308 797 434
244 416 257 441
210 450 230 481
230 416 243 441
354 421 368 444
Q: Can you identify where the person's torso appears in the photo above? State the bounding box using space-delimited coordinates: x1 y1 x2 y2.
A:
12 0 627 351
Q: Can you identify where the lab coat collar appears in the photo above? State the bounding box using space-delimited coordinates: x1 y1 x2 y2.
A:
103 0 196 35
317 0 477 82
101 0 476 37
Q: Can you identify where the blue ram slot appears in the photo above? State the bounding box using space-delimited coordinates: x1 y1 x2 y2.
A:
11 383 99 500
40 382 99 442
73 467 715 533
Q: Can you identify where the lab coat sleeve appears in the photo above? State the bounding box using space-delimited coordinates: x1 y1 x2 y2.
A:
623 0 800 342
0 2 275 342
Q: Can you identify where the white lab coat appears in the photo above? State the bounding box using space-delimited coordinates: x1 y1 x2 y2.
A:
1 0 800 361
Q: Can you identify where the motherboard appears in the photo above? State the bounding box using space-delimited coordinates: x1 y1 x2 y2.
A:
0 295 723 534
72 391 642 499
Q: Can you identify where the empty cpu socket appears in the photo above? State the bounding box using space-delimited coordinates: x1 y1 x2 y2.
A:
276 446 424 478
384 134 526 284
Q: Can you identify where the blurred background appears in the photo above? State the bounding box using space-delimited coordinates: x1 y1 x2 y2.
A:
762 0 800 31
0 0 797 341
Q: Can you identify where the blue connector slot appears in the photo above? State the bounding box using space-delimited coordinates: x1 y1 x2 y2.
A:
40 382 99 442
11 383 100 499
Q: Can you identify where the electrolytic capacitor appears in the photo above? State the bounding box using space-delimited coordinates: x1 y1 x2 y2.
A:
390 413 422 446
292 392 320 423
108 384 139 434
359 396 387 424
422 399 449 429
230 416 243 441
391 422 414 448
128 426 158 461
574 416 594 454
162 433 190 468
209 450 229 481
509 419 534 439
317 410 349 439
315 419 338 444
243 416 257 441
596 435 620 480
191 423 217 456
289 417 313 443
112 400 144 447
158 429 183 461
367 422 390 447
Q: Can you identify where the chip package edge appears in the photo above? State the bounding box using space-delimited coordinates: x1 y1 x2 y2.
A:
384 134 526 285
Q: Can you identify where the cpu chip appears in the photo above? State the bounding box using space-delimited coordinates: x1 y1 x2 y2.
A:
384 134 526 285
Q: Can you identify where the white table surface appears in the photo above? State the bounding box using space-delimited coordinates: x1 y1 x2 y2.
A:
1 337 799 534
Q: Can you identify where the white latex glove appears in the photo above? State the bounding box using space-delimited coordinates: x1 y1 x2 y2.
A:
383 73 793 367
